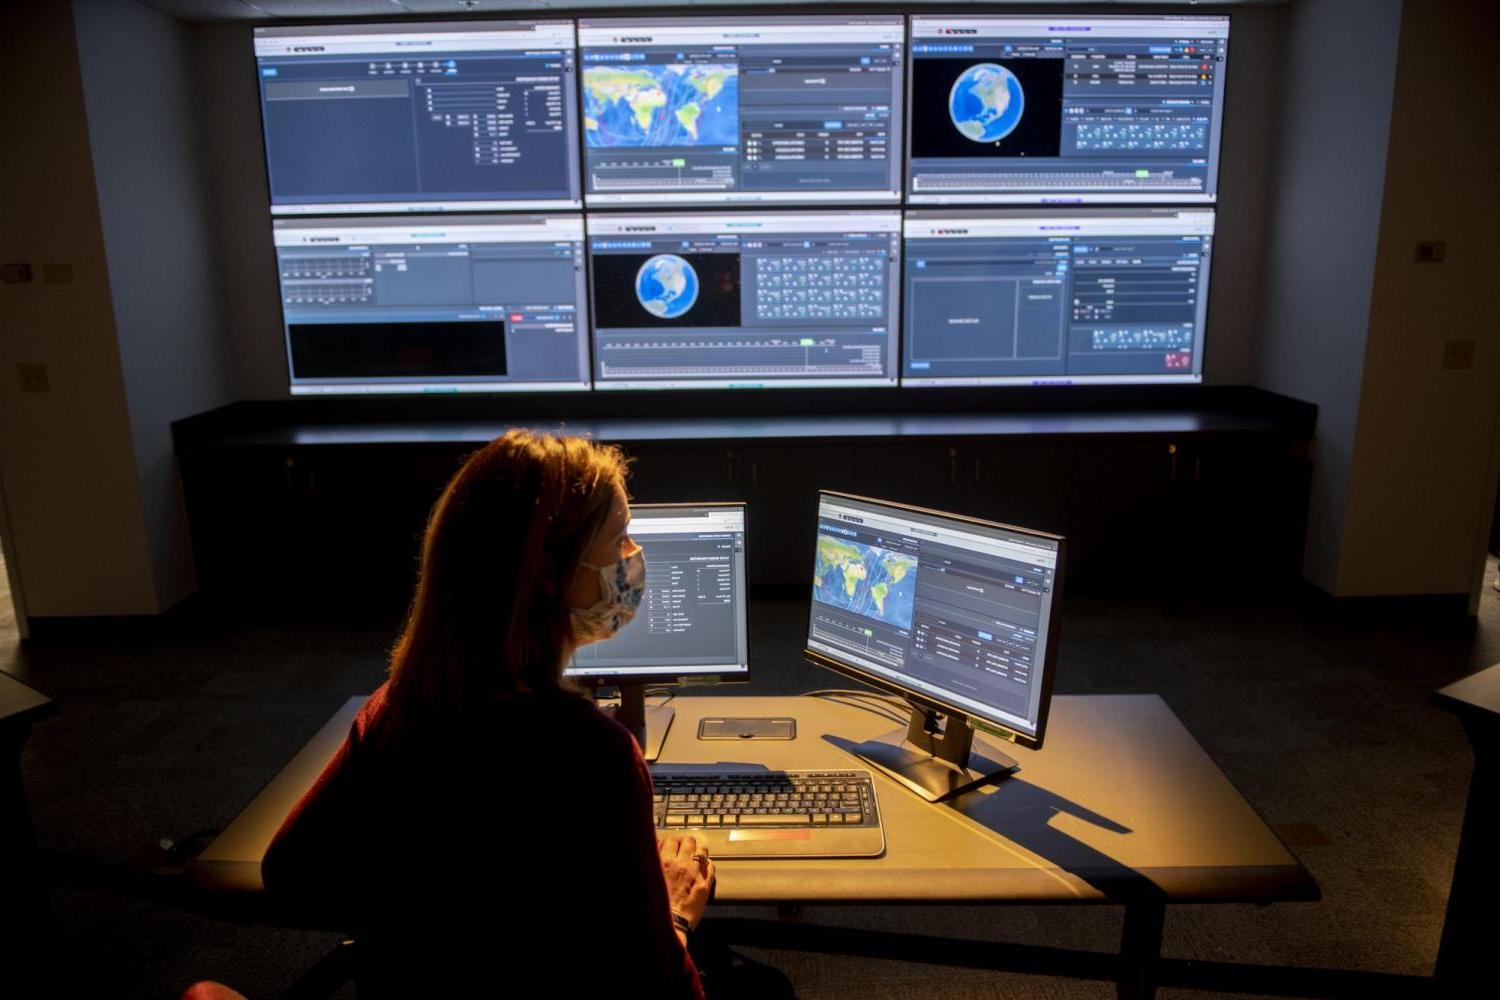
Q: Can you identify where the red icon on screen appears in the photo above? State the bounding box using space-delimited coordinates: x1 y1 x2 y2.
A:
1165 353 1192 370
509 313 524 323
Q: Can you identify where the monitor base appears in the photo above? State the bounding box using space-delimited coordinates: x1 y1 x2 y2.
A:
613 684 675 763
848 703 1018 802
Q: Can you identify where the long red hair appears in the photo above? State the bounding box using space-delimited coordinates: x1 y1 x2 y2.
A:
383 430 629 726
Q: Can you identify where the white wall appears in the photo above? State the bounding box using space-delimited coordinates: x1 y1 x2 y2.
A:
1253 0 1404 592
1335 0 1500 596
0 0 160 617
191 7 1288 396
72 0 236 611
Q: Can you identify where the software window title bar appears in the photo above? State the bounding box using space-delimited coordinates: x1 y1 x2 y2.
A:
586 213 902 236
254 21 575 57
911 16 1230 40
822 502 1058 570
630 513 745 533
273 218 584 246
904 211 1216 239
579 19 904 47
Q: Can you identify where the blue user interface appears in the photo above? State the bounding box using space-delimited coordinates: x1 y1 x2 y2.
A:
902 209 1214 385
586 212 902 390
907 15 1229 204
577 17 905 206
254 21 582 214
273 215 590 395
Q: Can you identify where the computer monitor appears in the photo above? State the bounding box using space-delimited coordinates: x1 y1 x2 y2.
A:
907 15 1230 205
586 211 901 389
577 16 905 206
272 215 591 396
804 492 1064 801
567 503 750 759
254 21 582 214
901 208 1214 386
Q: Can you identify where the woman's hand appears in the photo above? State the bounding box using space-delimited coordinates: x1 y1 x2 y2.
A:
658 834 715 939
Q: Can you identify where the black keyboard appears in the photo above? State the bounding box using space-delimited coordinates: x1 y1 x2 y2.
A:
652 769 878 829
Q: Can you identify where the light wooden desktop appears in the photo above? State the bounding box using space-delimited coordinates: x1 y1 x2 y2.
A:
189 691 1317 999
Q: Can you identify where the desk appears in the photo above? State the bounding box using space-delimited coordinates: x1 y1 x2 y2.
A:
1 671 57 985
190 693 1317 999
1433 662 1500 992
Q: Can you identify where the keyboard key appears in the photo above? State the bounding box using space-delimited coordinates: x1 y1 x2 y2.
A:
737 813 812 826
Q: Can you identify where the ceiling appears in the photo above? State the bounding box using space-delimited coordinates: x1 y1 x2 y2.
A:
137 0 1285 24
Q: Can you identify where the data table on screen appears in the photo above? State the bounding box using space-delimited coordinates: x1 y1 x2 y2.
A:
902 208 1214 387
255 21 583 214
273 215 591 395
578 16 905 207
907 15 1229 205
587 211 902 390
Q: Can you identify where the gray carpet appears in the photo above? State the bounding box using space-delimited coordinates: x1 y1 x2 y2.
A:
3 557 1496 999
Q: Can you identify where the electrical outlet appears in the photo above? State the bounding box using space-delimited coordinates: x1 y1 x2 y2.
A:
1442 338 1475 370
17 363 49 393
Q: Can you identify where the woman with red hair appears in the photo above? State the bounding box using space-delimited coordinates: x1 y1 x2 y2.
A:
257 430 714 997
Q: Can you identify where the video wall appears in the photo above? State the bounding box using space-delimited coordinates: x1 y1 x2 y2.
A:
254 14 1229 394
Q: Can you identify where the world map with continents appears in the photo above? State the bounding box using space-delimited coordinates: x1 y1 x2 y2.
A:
583 64 738 147
813 532 917 629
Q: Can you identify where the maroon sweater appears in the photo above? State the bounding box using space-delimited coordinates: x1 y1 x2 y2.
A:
263 682 703 998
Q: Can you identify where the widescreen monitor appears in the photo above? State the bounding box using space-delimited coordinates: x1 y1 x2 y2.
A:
907 15 1230 204
577 16 905 206
586 212 902 389
805 492 1063 800
254 21 582 214
273 215 590 395
902 208 1215 386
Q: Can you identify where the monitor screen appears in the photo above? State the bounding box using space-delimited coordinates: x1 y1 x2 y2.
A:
273 215 590 395
805 493 1062 741
254 21 582 214
902 208 1214 386
907 15 1229 204
577 16 905 206
567 504 750 681
586 211 901 389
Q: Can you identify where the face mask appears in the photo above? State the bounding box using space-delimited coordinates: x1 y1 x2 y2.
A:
570 543 646 644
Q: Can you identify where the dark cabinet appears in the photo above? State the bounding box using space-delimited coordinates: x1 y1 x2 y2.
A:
178 417 1311 599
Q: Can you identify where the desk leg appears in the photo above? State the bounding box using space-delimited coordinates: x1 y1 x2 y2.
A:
1118 899 1164 1000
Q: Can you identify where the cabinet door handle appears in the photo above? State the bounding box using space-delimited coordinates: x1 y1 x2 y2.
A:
750 462 758 487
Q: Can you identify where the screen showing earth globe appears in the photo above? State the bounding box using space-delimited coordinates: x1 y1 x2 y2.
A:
949 63 1025 143
635 254 700 319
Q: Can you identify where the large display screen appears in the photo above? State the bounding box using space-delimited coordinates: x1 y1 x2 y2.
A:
907 15 1229 204
577 16 905 206
902 208 1214 386
587 212 902 389
273 215 590 395
254 21 582 214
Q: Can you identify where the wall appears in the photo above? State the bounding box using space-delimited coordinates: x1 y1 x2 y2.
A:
1253 0 1404 592
192 5 1287 397
72 0 236 611
0 1 160 617
1335 0 1500 596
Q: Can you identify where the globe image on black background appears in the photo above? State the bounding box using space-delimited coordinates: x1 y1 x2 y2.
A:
634 254 699 319
949 63 1026 143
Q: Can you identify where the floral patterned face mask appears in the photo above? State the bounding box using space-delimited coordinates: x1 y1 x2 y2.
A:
570 540 646 644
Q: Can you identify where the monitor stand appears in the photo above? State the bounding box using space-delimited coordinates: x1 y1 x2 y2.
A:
611 683 675 763
847 699 1018 802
